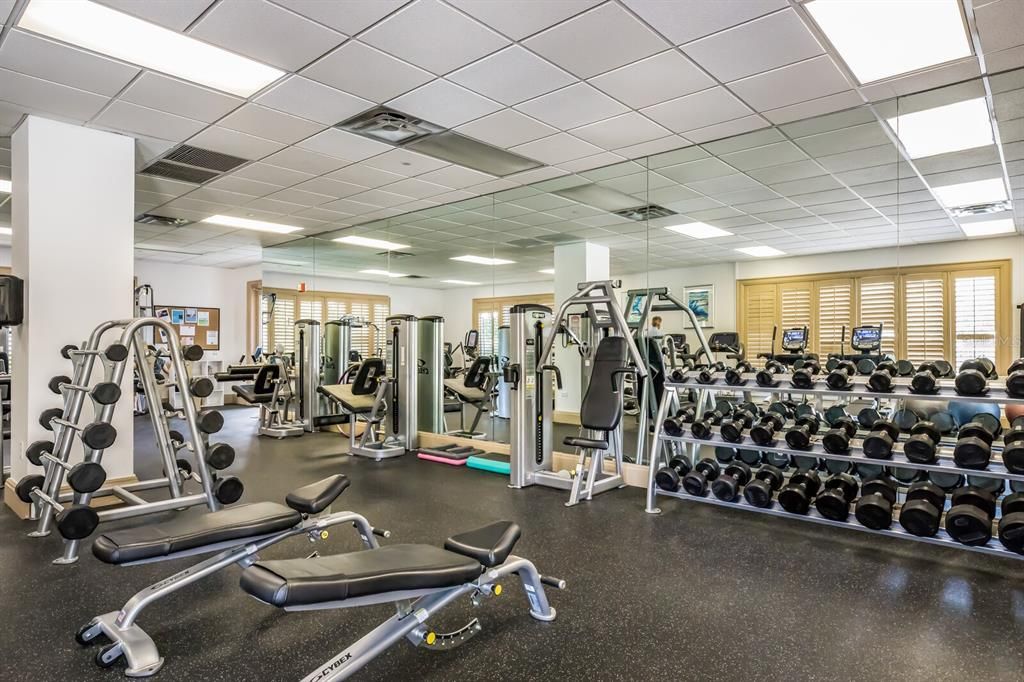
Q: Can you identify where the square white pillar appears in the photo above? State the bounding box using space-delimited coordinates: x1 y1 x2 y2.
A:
553 242 609 415
7 116 135 509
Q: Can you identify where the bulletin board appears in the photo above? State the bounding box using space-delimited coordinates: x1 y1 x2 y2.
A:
154 305 221 350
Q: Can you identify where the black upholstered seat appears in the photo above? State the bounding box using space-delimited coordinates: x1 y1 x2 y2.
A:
563 436 609 450
232 364 278 405
92 502 301 564
285 475 350 514
240 545 484 607
444 521 520 567
233 384 272 404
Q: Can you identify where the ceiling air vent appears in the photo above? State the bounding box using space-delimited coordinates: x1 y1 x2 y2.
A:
407 131 541 176
378 250 416 259
508 238 546 248
140 160 220 184
336 107 444 145
950 200 1013 218
135 213 192 227
612 204 677 221
141 144 250 185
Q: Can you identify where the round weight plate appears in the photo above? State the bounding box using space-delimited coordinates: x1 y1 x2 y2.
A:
856 358 876 375
176 457 193 477
91 382 122 405
183 344 205 362
899 500 941 537
856 463 884 481
213 476 244 504
67 462 106 494
998 512 1024 553
26 440 54 467
895 359 915 376
15 474 45 503
814 491 850 521
737 449 761 466
823 405 849 427
778 486 810 514
743 481 773 508
48 375 70 395
81 422 117 450
824 459 852 474
206 443 235 470
857 408 880 429
60 344 78 359
38 408 63 431
55 505 100 540
189 377 214 398
714 446 736 463
855 495 893 530
945 505 993 546
197 410 225 434
104 343 129 362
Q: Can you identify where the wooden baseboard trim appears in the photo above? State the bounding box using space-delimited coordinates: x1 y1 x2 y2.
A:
553 410 581 425
4 473 142 520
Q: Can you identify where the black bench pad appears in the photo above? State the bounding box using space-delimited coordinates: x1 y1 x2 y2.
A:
240 545 484 607
444 521 521 567
233 384 272 404
286 475 350 514
563 436 609 450
93 502 301 564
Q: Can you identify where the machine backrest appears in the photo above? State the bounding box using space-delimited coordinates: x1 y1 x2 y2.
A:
352 358 384 396
254 364 280 394
580 336 629 431
463 356 491 389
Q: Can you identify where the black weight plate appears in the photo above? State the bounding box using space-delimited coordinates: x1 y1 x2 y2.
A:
899 500 941 537
855 495 893 529
929 471 965 491
778 486 811 514
81 422 117 450
972 413 1001 437
206 443 235 471
895 359 915 376
823 405 849 427
55 506 100 540
792 455 818 471
998 512 1024 553
737 449 761 466
814 491 850 520
794 403 815 418
15 474 45 504
764 452 791 469
890 467 920 484
91 382 122 405
743 480 773 508
945 505 993 546
213 476 244 504
824 459 853 474
856 463 884 480
857 407 880 429
1001 492 1024 516
966 475 1004 498
856 358 876 375
104 344 129 363
67 462 106 494
714 446 736 463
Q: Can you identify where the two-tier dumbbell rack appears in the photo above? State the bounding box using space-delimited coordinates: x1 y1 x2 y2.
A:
18 317 237 564
645 369 1024 561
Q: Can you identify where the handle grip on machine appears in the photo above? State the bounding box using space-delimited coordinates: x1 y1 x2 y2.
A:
610 367 638 393
540 364 562 390
541 575 567 589
504 363 521 389
371 527 391 538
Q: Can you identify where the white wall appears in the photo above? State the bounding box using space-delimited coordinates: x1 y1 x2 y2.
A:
619 262 737 336
262 270 445 320
0 245 10 267
438 280 555 347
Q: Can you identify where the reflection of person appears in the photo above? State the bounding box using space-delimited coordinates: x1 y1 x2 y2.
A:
649 315 664 338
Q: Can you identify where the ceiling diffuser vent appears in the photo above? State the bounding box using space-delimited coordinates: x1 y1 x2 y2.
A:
612 204 677 221
336 107 444 145
140 160 220 184
508 237 546 248
378 250 415 259
135 213 192 227
950 200 1012 217
406 131 542 176
141 144 249 184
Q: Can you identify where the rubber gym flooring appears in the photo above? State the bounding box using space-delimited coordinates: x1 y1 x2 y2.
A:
2 406 1024 681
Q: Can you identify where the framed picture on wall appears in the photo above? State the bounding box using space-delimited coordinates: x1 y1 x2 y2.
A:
684 285 714 327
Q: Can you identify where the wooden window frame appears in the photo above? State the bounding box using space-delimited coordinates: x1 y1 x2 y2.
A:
257 287 391 357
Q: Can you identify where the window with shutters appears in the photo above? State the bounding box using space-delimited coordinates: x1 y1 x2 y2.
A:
259 288 390 360
472 293 555 357
903 274 946 365
816 280 852 356
858 277 898 357
953 272 998 367
740 284 778 357
271 297 296 355
779 283 812 331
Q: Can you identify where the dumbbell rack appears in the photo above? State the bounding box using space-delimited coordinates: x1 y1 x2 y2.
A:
645 371 1024 562
22 317 228 564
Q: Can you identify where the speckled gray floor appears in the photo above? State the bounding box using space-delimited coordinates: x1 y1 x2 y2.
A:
3 406 1024 681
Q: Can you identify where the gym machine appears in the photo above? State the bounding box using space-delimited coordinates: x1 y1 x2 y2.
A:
323 316 359 385
760 326 815 367
417 315 445 434
294 318 350 432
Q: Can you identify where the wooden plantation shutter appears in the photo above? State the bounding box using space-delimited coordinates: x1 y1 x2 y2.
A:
473 294 554 357
272 296 296 355
742 284 778 357
816 279 852 356
903 274 946 365
858 276 898 357
779 283 812 331
299 299 323 325
953 271 998 367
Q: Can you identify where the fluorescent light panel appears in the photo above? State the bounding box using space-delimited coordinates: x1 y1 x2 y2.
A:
19 0 284 97
931 178 1008 208
0 180 10 193
806 0 971 83
451 255 516 265
665 222 733 239
333 235 410 250
736 245 784 257
442 279 481 285
886 98 994 159
960 218 1016 237
202 215 302 234
361 269 409 278
539 268 555 274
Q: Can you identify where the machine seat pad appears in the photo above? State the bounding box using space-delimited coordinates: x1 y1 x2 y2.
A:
563 436 609 451
240 545 484 607
444 521 521 568
286 475 350 515
233 384 273 404
92 502 301 564
319 384 375 412
444 379 487 402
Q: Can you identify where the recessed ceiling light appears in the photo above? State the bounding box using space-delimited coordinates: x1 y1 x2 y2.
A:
665 222 733 239
960 217 1016 237
806 0 971 83
202 215 302 234
361 269 409 278
333 235 410 250
451 255 516 265
736 245 785 258
539 268 555 274
886 98 994 159
931 178 1008 208
0 227 11 236
442 279 481 285
0 180 10 193
18 0 284 97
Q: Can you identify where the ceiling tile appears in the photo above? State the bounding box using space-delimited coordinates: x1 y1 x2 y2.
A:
297 128 391 162
387 79 502 128
119 72 243 123
975 0 1024 54
360 0 509 75
94 100 206 141
571 112 670 149
189 0 345 71
621 0 786 45
456 108 558 148
447 0 601 40
682 9 822 83
447 45 576 106
746 159 826 184
184 186 255 206
362 148 449 175
229 162 315 186
524 2 668 79
187 126 286 160
728 55 852 111
383 177 451 199
292 176 368 199
588 49 713 109
516 82 628 130
643 87 753 133
263 187 336 206
274 0 407 34
615 135 690 158
721 140 807 171
0 30 140 97
136 174 197 196
558 151 627 173
256 76 373 126
302 41 432 103
417 165 496 189
218 104 323 144
96 0 213 30
328 163 405 188
0 67 109 122
242 196 307 215
762 89 863 125
206 174 281 197
795 122 891 157
261 147 347 175
647 157 735 185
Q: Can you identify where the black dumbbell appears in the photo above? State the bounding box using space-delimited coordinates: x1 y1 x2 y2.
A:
67 461 107 494
967 474 1004 498
1002 422 1024 474
750 411 785 446
892 408 923 432
814 473 859 521
867 360 899 393
784 414 819 450
206 443 235 470
910 362 943 394
953 416 1000 469
895 359 915 376
857 407 880 430
904 421 942 464
856 462 885 480
824 459 855 475
711 462 752 501
891 467 922 485
791 358 820 389
735 449 762 466
197 409 225 435
663 403 698 436
856 358 877 375
1006 358 1024 398
696 364 718 385
743 465 784 508
945 486 997 546
190 376 215 398
822 416 857 454
682 459 720 496
997 492 1024 553
714 446 736 464
826 360 857 390
929 471 966 492
778 470 822 515
720 406 758 443
213 476 243 504
899 481 946 537
691 404 732 440
724 361 752 386
764 451 792 469
955 358 996 396
669 368 688 383
855 476 899 529
755 360 785 388
655 457 692 492
863 420 899 459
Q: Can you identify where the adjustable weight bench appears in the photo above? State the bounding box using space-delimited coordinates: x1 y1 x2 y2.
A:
75 475 389 677
240 520 565 682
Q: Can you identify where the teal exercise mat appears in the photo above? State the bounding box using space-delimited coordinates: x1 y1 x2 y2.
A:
466 453 510 475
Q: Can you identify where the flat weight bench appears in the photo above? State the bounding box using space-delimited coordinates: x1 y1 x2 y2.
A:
76 475 389 677
240 520 565 682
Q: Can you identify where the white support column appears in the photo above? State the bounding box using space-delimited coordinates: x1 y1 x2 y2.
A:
6 116 135 513
553 241 609 416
